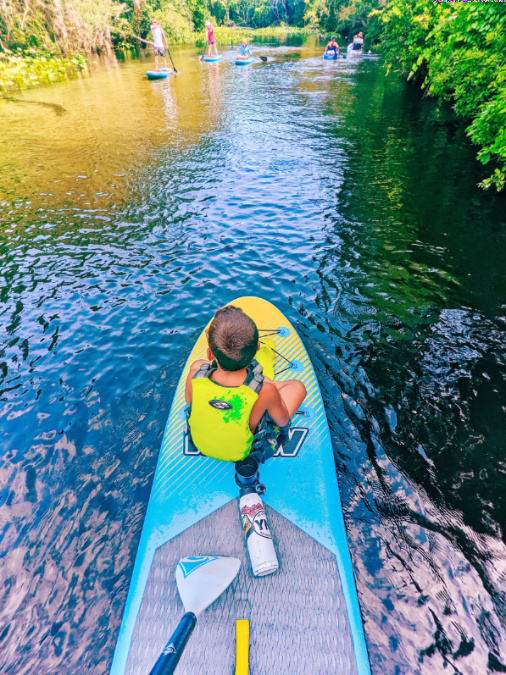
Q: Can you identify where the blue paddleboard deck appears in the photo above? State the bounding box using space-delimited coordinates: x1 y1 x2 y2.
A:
235 58 254 65
110 297 370 675
204 55 222 62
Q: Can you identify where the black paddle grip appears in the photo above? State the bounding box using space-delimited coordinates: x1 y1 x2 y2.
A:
149 612 197 675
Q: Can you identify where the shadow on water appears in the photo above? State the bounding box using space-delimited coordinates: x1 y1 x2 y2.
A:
310 66 506 674
2 96 66 116
0 41 505 674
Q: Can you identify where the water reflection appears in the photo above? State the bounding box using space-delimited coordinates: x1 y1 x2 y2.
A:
0 41 505 674
310 66 506 673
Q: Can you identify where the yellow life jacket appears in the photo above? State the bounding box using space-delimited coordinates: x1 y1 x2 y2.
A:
188 360 264 462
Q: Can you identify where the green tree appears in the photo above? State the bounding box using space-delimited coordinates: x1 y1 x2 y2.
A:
374 1 506 190
303 0 382 39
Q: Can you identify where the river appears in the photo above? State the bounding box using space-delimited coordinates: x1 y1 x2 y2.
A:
1 38 505 674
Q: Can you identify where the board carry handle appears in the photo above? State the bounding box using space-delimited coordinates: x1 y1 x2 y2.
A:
235 619 249 675
149 612 197 675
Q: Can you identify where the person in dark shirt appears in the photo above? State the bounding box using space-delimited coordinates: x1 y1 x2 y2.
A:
325 36 340 57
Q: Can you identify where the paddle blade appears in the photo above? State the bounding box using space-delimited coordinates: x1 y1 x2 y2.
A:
176 556 241 617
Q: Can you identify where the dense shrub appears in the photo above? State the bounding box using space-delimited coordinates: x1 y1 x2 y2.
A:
374 2 506 190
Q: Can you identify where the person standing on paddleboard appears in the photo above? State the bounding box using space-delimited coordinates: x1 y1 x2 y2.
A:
150 18 169 71
185 305 306 464
205 20 218 58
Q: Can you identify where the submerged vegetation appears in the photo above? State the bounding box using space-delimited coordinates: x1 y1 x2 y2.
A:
0 51 87 93
374 2 506 191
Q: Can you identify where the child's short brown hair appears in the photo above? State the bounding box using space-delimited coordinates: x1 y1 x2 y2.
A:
208 306 258 371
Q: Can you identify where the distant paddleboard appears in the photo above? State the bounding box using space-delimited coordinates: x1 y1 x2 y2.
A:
110 296 371 675
146 69 172 80
204 55 222 62
323 53 338 60
235 58 254 66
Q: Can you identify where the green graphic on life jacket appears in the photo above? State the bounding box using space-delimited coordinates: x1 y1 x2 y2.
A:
217 392 247 424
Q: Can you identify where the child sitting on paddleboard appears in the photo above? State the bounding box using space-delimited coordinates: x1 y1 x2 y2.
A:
237 38 251 61
185 305 306 463
205 20 218 58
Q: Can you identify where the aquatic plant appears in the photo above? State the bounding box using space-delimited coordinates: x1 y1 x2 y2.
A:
0 50 87 93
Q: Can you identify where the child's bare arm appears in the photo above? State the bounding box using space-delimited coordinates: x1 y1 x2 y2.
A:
184 359 208 405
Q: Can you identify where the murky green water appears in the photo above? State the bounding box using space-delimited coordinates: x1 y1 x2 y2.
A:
1 39 505 674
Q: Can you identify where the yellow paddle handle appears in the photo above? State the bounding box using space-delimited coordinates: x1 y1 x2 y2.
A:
235 619 249 675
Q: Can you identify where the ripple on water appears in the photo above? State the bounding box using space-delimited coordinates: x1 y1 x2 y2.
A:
0 42 506 674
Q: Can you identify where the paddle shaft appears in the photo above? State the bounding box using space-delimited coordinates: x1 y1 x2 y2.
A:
136 35 155 47
136 35 178 73
149 612 197 675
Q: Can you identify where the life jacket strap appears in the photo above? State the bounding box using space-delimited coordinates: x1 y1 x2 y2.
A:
243 359 264 394
192 359 264 394
193 360 218 379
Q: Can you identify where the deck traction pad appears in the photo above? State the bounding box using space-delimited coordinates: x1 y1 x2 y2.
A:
126 500 357 674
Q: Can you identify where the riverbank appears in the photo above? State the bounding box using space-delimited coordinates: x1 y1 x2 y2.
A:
374 1 506 191
0 51 87 94
198 25 310 45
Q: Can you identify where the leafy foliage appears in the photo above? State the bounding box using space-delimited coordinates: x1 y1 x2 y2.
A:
306 0 383 40
0 0 381 56
374 2 506 190
0 0 128 53
0 51 87 92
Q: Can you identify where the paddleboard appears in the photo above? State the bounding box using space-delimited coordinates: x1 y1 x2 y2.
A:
235 58 254 66
324 53 338 60
110 296 370 675
204 55 222 62
146 69 171 80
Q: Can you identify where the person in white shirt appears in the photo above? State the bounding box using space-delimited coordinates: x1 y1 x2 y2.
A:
150 19 169 71
352 32 364 52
